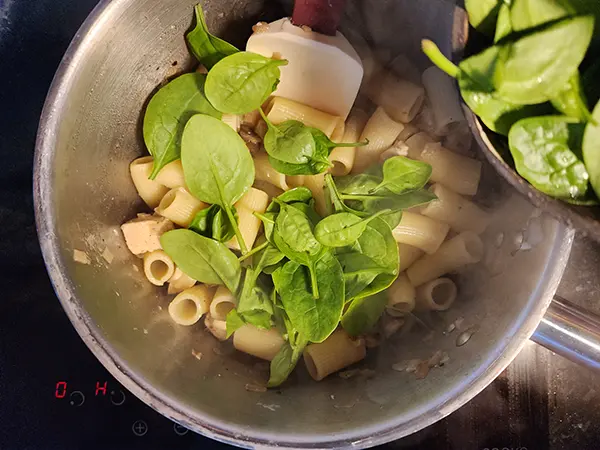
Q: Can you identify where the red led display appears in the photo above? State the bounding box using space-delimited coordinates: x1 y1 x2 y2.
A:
55 381 67 399
95 381 107 396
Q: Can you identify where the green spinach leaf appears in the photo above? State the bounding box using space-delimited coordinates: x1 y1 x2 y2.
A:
494 16 594 105
186 4 239 69
160 229 241 292
189 204 237 242
341 292 389 336
268 155 331 176
143 73 221 178
205 52 288 114
494 3 513 43
372 156 432 194
262 118 317 164
225 309 246 337
551 72 593 121
583 100 600 198
508 116 590 199
314 210 389 248
272 252 345 343
181 114 255 252
268 337 308 387
510 0 575 33
465 0 503 36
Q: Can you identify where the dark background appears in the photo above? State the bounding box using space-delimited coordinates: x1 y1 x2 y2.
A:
1 0 600 449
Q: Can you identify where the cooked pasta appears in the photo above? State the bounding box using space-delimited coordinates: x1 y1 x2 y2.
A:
405 131 436 159
353 107 404 173
407 232 484 287
154 160 186 189
420 184 491 234
303 330 366 381
303 173 328 217
415 278 457 311
265 96 343 137
167 267 196 295
422 66 466 136
396 122 421 143
367 70 425 123
209 286 237 321
380 141 409 162
205 315 228 341
254 152 289 191
233 325 285 361
397 243 424 273
168 284 214 325
419 143 482 196
329 109 369 176
392 211 450 254
286 175 306 189
227 187 269 251
143 250 176 286
155 187 208 227
386 273 416 317
130 157 169 208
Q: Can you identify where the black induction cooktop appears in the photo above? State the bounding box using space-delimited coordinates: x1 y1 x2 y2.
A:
3 1 600 449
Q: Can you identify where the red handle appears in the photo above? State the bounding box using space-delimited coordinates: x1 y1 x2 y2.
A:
292 0 347 36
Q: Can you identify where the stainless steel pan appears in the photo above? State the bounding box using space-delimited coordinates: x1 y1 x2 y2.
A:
33 0 600 447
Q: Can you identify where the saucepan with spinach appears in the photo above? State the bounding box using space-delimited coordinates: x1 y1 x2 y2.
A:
423 0 600 240
34 0 584 447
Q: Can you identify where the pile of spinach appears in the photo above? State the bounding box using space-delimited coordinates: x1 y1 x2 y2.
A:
423 0 600 204
141 4 438 387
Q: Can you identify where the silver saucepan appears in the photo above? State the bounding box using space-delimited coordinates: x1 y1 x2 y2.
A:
33 0 600 447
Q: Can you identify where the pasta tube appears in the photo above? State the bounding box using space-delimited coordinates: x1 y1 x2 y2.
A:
367 70 425 123
233 325 285 361
168 285 213 326
419 143 482 196
422 66 466 136
227 187 269 251
415 277 457 311
154 160 185 189
167 267 196 295
329 109 369 176
393 212 450 255
254 152 289 191
265 97 343 138
143 250 175 286
407 232 484 286
398 243 424 273
420 184 491 234
303 330 366 381
205 315 228 341
353 107 404 173
155 187 208 227
130 157 169 208
209 286 237 321
386 273 416 316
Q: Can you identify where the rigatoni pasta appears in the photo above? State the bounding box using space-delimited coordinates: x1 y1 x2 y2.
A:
329 109 369 176
353 107 404 173
143 250 176 286
407 232 485 286
209 286 237 321
421 66 467 136
227 187 269 251
168 284 214 325
303 330 366 381
386 273 416 316
130 157 169 208
155 187 208 227
167 267 196 295
415 277 457 311
233 325 285 361
154 160 186 189
392 211 450 254
254 152 290 191
420 184 491 234
419 143 482 196
265 97 343 138
397 243 424 273
367 70 425 123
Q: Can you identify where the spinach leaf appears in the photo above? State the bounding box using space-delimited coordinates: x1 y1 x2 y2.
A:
372 156 432 194
189 204 237 242
205 52 288 114
290 202 322 226
272 252 344 343
510 0 575 33
310 127 367 155
341 292 389 336
255 211 277 243
273 186 314 205
268 155 331 176
552 72 593 121
314 210 389 248
186 4 239 69
182 114 255 253
494 3 513 43
143 73 221 178
268 337 308 387
582 100 600 198
508 116 590 199
272 202 323 298
225 309 246 337
335 173 382 195
335 218 399 301
422 39 551 135
160 229 241 292
465 0 503 36
494 16 594 105
262 118 318 164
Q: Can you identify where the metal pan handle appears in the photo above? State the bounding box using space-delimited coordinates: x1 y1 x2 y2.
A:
532 295 600 370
